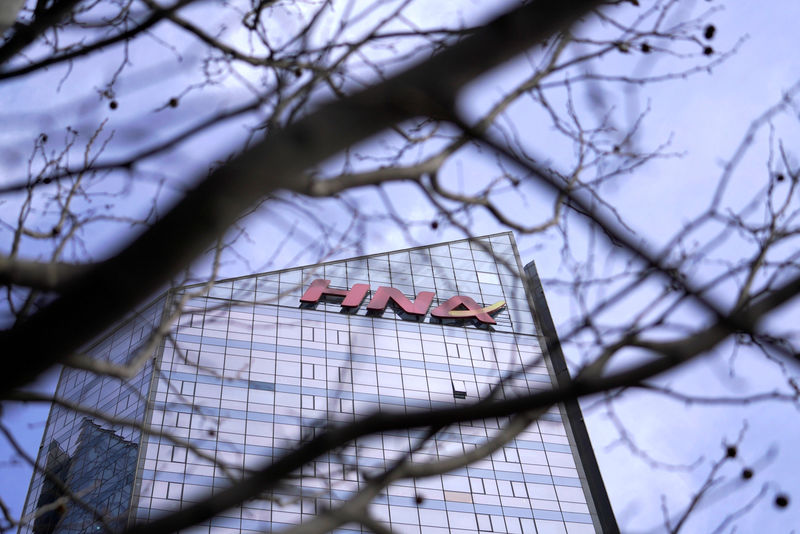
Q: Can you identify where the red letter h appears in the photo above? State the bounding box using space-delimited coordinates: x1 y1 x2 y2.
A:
300 279 370 309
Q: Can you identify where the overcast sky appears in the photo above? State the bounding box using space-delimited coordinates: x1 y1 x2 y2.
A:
2 1 800 532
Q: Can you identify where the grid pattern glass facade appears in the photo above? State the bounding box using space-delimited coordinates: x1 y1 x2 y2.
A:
21 233 600 534
20 298 164 533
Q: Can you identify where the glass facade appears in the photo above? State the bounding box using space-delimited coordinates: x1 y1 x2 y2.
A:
20 233 613 534
21 297 164 533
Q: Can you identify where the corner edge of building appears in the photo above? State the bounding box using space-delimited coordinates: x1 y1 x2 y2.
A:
520 258 620 534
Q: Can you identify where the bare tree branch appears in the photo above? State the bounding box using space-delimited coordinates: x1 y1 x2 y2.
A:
0 0 82 67
0 256 88 291
0 0 603 396
124 266 800 534
0 0 197 80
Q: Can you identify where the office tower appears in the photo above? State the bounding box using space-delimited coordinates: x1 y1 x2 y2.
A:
20 232 617 533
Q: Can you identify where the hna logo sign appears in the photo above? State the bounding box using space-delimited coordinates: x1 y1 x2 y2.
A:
299 279 505 326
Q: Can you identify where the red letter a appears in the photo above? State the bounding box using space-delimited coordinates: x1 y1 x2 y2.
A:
431 296 505 325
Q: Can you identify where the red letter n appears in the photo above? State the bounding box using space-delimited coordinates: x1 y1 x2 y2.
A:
366 287 435 318
300 279 370 309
